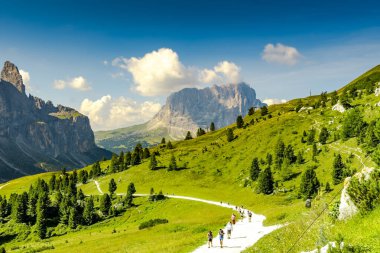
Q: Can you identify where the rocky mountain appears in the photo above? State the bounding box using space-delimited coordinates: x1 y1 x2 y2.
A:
95 83 265 152
0 61 111 182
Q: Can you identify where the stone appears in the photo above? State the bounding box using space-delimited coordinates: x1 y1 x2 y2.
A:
332 102 346 113
0 61 25 94
147 83 266 139
305 199 311 208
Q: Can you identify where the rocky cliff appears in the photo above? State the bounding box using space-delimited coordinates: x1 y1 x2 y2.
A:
0 61 111 182
147 83 266 139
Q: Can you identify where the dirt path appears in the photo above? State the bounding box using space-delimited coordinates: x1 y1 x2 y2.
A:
0 183 9 190
94 180 104 194
134 194 282 253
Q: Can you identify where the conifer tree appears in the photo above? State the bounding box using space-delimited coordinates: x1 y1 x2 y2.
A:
236 115 244 128
250 158 261 181
108 179 117 196
125 183 136 207
68 207 78 229
332 154 345 184
35 192 48 239
185 131 193 140
226 128 234 142
257 167 274 194
330 90 338 105
260 106 268 116
341 108 364 140
125 152 132 167
197 128 206 137
168 154 177 171
149 153 158 170
143 148 150 159
161 137 166 144
167 141 173 149
49 174 56 192
210 122 215 131
266 153 273 166
296 151 304 164
307 129 316 145
77 189 85 201
299 167 320 199
319 127 329 144
83 196 95 225
248 107 255 116
275 139 285 169
99 194 111 215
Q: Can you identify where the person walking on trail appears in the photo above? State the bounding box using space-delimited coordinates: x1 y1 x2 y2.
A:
219 229 225 248
240 209 245 221
248 210 252 222
231 213 236 225
226 221 233 239
207 231 213 248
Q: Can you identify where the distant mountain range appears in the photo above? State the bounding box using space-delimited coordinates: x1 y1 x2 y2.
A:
0 61 111 182
96 83 265 152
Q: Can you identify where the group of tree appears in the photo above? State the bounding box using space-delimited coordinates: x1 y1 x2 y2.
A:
0 172 136 239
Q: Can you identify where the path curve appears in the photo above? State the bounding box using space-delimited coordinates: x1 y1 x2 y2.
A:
134 194 282 253
94 180 104 194
0 183 9 190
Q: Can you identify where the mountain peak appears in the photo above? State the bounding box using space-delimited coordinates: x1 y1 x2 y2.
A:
1 61 25 94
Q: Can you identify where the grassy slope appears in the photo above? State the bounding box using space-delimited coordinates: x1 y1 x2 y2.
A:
0 197 231 253
2 65 380 252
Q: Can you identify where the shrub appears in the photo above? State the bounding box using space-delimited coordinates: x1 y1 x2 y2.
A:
139 219 168 230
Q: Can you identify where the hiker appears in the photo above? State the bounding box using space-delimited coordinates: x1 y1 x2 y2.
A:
248 210 252 222
240 209 245 221
207 231 213 248
226 221 233 239
219 229 225 248
231 213 236 224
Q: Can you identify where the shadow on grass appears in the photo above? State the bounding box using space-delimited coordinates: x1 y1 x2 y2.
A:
0 233 17 245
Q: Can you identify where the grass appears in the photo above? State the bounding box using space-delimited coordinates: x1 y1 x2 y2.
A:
2 65 380 252
0 197 231 253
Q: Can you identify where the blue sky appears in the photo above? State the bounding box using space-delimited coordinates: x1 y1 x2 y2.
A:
0 0 380 130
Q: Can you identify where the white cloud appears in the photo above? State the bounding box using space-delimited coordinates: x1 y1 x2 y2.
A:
112 48 241 96
263 98 287 106
262 43 301 65
53 76 91 91
19 69 31 92
79 95 162 130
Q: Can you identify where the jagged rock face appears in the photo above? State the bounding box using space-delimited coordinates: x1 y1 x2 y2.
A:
147 83 265 139
0 61 111 182
1 61 25 94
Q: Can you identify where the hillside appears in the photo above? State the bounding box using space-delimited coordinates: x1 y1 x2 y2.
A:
1 65 380 252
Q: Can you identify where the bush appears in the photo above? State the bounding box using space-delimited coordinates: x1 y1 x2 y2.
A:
139 219 168 230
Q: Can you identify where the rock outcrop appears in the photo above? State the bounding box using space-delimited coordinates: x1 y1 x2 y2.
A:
0 61 111 182
147 83 265 139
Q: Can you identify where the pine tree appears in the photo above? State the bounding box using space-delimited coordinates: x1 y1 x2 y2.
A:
131 151 141 165
83 196 95 225
296 151 304 164
12 194 27 223
125 183 136 207
319 127 329 144
284 144 296 163
340 92 351 109
49 174 56 192
99 194 111 215
250 158 261 181
341 108 364 140
248 107 255 116
260 106 268 116
196 128 206 137
332 154 345 184
168 155 177 171
266 153 273 166
324 182 332 193
110 154 118 173
161 137 166 144
275 139 285 169
312 143 318 159
330 90 338 105
125 152 132 167
35 192 48 239
257 167 274 194
108 179 117 196
0 246 5 253
68 207 78 229
149 154 158 170
210 122 215 131
226 128 234 142
142 148 150 159
185 131 193 140
167 141 173 149
299 167 320 199
77 189 85 201
307 129 316 145
236 115 244 128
